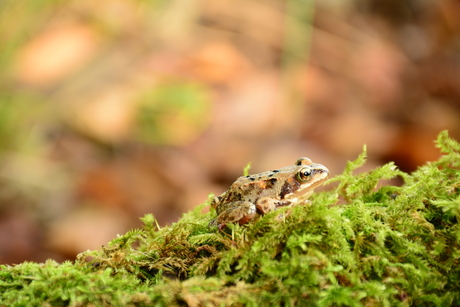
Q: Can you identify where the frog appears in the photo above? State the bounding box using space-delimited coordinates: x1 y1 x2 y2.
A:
209 157 329 229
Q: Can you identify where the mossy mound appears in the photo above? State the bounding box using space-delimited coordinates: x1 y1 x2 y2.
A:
1 131 460 306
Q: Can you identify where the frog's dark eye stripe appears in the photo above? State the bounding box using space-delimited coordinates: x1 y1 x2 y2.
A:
296 168 311 182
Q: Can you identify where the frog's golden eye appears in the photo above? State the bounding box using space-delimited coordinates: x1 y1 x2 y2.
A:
297 168 311 182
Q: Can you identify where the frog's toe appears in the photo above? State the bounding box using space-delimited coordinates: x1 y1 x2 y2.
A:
208 219 218 228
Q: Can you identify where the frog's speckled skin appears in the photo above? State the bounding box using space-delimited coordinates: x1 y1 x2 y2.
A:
209 157 329 229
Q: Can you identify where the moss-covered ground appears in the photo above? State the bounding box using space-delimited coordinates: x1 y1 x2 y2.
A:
1 131 460 306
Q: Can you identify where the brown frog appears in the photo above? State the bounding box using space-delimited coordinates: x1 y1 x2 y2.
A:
209 157 329 229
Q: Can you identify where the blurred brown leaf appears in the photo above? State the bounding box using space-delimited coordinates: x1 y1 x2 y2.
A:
15 23 100 86
183 42 252 84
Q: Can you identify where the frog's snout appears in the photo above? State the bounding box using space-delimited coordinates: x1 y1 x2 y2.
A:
313 165 329 177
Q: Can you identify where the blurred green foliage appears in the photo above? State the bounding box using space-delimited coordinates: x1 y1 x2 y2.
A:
135 82 211 145
0 93 47 153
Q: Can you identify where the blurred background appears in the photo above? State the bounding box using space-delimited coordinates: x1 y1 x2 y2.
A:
1 0 459 264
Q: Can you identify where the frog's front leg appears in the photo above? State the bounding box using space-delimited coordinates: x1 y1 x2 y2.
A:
209 201 257 230
255 197 278 214
256 197 298 221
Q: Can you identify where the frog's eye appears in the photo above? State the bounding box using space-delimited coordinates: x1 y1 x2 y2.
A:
297 168 311 182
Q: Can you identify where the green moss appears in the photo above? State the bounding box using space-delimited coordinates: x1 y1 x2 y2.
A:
1 131 460 306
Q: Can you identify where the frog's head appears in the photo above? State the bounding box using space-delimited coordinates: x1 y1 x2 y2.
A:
279 157 329 201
